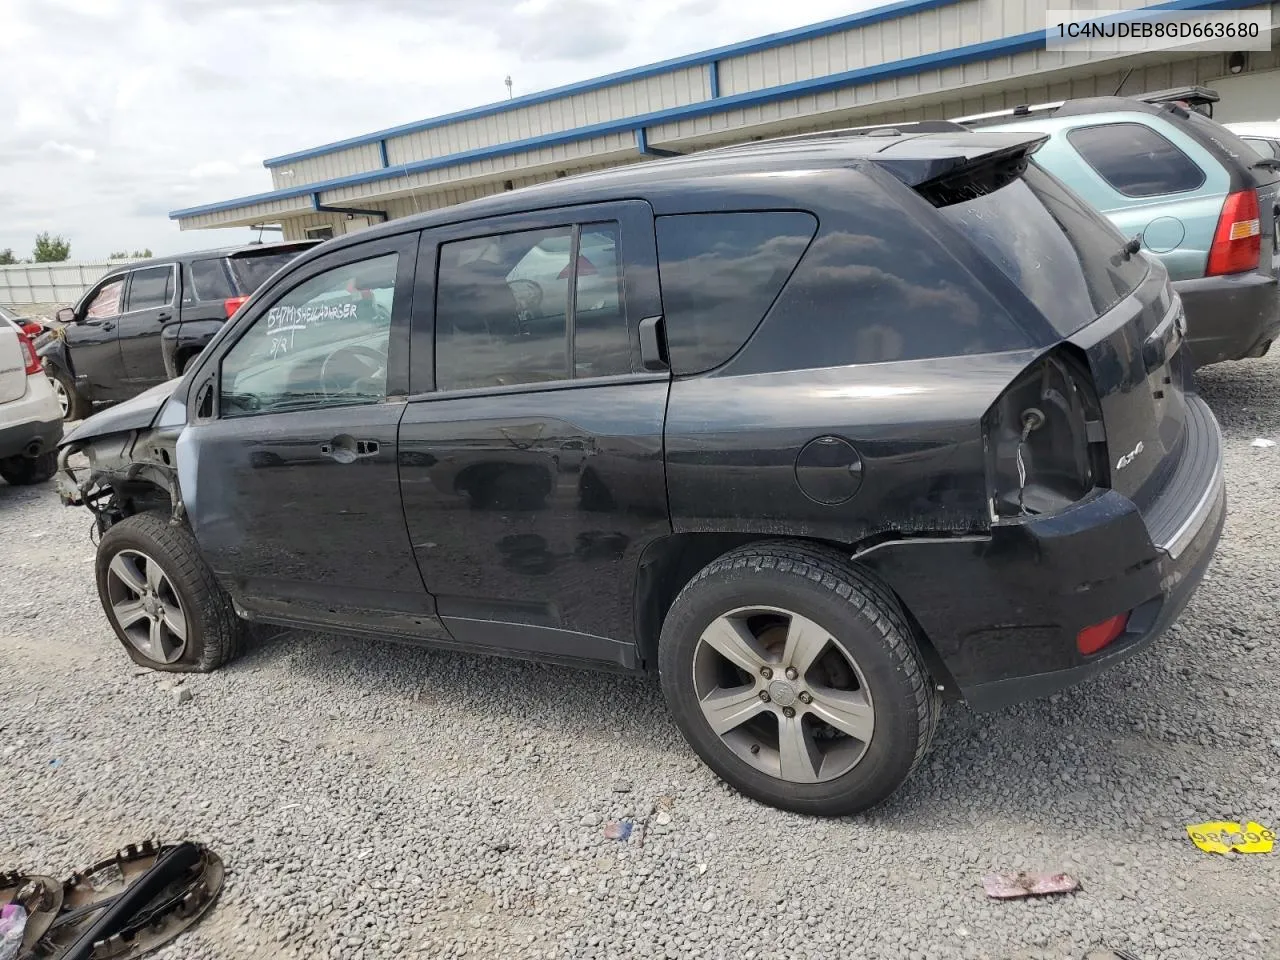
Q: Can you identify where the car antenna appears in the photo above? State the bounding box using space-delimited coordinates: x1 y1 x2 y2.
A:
1112 67 1134 96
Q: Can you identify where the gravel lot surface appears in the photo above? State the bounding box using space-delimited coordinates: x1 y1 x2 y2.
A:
2 356 1278 960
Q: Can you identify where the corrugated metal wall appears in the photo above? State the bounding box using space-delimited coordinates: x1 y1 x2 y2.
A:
0 261 136 308
180 0 1280 231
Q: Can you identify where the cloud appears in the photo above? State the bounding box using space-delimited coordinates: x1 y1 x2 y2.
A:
41 141 97 163
189 160 240 179
0 0 876 259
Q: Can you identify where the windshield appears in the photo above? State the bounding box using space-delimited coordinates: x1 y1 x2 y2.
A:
228 250 305 295
941 163 1149 336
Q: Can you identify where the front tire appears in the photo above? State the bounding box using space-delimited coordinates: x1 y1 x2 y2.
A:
659 542 938 816
0 451 57 485
96 511 245 672
47 367 87 421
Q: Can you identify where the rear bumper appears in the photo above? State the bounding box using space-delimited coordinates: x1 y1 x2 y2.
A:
859 395 1224 712
1174 271 1279 366
0 375 63 459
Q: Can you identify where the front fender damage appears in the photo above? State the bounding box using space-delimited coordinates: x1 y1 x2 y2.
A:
58 429 185 532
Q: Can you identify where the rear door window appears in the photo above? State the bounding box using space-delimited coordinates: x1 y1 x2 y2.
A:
654 212 816 375
941 164 1149 335
434 221 634 391
1067 123 1205 197
125 266 175 311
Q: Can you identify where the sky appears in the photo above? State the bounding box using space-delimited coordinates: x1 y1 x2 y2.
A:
0 0 881 260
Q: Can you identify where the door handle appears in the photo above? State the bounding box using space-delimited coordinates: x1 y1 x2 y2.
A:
319 436 380 463
638 315 669 371
157 311 172 321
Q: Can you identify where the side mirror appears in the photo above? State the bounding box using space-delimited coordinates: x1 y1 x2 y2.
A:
55 307 76 324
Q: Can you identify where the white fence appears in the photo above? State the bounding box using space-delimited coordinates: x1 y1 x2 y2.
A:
0 260 138 308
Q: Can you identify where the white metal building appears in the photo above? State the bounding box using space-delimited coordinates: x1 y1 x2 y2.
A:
171 0 1280 240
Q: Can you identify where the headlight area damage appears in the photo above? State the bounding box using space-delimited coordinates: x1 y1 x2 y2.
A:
57 427 185 534
56 379 186 534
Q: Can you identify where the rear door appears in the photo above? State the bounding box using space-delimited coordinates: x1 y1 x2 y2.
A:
180 232 440 637
397 201 670 665
118 264 177 390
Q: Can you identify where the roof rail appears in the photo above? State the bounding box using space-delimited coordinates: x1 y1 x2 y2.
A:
1133 86 1220 106
709 119 971 152
952 102 1066 126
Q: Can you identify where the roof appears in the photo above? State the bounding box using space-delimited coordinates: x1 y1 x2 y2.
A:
105 241 318 273
300 128 1043 255
1226 121 1280 137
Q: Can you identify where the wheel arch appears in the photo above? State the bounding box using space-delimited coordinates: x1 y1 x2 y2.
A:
632 531 957 696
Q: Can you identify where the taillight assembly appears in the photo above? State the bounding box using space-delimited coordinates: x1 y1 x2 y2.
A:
1206 189 1261 276
17 333 42 376
20 321 43 338
983 350 1109 520
224 295 250 318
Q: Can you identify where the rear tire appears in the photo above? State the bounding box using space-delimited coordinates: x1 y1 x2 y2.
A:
96 511 245 672
659 541 938 816
47 367 87 421
0 451 57 485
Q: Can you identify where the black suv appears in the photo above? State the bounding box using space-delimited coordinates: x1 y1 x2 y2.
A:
38 242 315 420
56 129 1224 815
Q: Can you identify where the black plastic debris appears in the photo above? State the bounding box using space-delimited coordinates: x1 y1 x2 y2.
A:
4 841 223 960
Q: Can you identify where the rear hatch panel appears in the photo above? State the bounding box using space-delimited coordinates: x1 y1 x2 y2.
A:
0 327 29 404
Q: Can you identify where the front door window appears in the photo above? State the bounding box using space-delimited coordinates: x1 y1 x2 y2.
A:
218 253 398 417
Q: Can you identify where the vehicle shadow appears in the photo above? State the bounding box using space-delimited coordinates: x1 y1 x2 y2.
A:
230 564 1256 838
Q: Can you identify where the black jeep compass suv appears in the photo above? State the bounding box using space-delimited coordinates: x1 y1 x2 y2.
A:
56 126 1224 815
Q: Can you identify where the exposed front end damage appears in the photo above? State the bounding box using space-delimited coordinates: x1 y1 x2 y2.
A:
58 428 185 535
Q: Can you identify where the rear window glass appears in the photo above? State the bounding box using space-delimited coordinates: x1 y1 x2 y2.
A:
1068 123 1205 197
941 164 1149 336
1242 137 1280 159
228 251 301 294
189 259 236 301
655 212 816 375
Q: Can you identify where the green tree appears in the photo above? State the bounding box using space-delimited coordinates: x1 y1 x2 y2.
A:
32 233 71 262
107 250 128 260
131 248 153 258
0 248 16 265
108 248 153 259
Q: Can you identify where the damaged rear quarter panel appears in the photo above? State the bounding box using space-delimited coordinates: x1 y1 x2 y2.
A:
664 351 1042 543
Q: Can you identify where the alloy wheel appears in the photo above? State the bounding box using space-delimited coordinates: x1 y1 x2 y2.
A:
49 375 69 418
104 548 189 664
692 606 875 783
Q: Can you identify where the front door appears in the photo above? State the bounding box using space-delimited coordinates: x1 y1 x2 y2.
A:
180 232 445 638
118 264 177 393
398 202 672 666
66 274 127 401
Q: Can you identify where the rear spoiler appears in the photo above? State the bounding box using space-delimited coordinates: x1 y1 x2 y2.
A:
871 134 1049 206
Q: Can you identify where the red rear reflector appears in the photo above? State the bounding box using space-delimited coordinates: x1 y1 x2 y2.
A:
1206 189 1261 276
224 295 250 318
18 334 41 375
20 321 43 337
1076 613 1129 656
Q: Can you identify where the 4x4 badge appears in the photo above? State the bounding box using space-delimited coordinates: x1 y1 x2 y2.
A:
1116 441 1144 470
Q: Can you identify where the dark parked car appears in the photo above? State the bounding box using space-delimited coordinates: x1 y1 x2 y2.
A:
55 128 1224 815
37 242 315 420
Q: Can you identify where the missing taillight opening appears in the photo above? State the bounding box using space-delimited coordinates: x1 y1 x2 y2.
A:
984 350 1109 521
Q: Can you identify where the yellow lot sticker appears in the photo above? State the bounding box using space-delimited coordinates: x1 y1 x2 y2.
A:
1186 821 1275 854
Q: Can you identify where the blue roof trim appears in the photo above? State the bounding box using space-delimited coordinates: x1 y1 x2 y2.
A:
172 0 1257 220
261 0 962 167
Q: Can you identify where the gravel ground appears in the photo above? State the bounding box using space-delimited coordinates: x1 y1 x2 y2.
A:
2 356 1279 960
